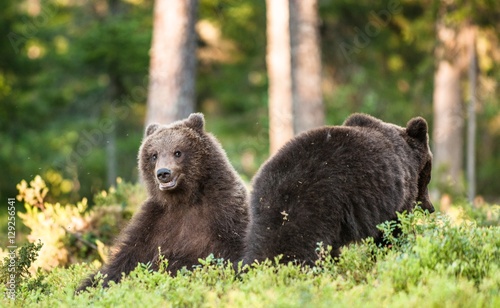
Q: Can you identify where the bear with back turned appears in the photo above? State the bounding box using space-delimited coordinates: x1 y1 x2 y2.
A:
77 113 249 291
243 113 434 265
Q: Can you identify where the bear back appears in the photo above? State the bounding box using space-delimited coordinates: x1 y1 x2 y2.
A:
243 113 433 265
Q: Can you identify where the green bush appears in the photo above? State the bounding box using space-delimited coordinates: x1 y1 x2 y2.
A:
92 177 146 212
376 208 500 291
15 176 141 270
1 206 497 307
0 242 48 302
456 200 500 227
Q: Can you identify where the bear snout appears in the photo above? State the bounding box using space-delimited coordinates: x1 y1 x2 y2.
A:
418 195 435 213
424 200 435 213
156 168 172 182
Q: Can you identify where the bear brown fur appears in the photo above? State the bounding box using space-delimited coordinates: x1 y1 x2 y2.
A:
78 113 248 291
243 113 433 265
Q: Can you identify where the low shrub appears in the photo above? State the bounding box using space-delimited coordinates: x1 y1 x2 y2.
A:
0 242 48 302
3 177 498 307
15 176 141 270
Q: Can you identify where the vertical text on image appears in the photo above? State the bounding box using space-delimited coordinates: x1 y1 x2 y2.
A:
6 198 17 300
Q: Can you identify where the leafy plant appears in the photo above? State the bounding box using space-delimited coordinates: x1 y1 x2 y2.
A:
4 178 499 307
93 177 146 213
0 242 48 298
0 208 498 307
15 176 136 270
376 208 500 291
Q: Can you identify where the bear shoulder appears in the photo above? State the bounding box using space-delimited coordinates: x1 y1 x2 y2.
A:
343 113 383 128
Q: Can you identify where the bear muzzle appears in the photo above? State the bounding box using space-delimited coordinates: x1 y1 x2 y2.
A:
156 168 179 191
418 195 435 213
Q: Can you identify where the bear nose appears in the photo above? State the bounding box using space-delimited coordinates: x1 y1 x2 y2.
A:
156 168 172 182
428 203 435 213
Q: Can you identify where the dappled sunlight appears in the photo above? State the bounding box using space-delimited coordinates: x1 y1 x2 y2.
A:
196 19 239 63
1 0 499 305
12 175 140 273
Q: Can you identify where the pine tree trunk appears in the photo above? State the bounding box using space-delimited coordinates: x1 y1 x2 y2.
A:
432 18 470 193
290 0 324 134
105 0 123 188
433 60 463 186
267 0 294 155
146 0 198 126
467 29 478 203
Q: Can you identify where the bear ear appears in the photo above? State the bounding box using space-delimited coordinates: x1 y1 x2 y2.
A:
185 113 205 132
343 113 380 128
406 117 428 143
145 123 160 137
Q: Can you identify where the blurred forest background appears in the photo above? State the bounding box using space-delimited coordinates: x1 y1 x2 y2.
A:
1 0 500 210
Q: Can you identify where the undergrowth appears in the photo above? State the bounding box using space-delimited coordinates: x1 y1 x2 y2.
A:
1 207 498 307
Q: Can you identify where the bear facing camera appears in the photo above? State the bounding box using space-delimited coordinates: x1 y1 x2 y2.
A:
243 113 434 266
77 113 249 291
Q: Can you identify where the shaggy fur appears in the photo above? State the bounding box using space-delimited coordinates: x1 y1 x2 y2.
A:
77 113 249 291
243 113 433 265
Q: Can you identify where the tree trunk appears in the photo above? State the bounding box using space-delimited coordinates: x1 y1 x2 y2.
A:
267 0 294 155
106 125 117 187
467 28 478 203
145 0 198 126
432 17 470 194
432 60 463 187
290 0 324 134
105 0 123 188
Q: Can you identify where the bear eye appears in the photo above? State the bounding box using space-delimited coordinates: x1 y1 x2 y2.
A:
151 153 158 161
174 150 182 158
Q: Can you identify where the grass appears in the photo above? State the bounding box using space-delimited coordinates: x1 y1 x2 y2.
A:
1 207 499 307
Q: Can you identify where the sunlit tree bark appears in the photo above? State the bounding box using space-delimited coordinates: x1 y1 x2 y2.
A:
432 10 471 194
146 0 198 126
266 0 294 155
467 28 478 203
290 0 324 134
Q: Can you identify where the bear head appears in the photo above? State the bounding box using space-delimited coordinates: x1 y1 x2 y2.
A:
344 113 434 213
139 113 207 199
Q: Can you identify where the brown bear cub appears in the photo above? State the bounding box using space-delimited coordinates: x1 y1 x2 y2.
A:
77 113 248 291
243 113 434 265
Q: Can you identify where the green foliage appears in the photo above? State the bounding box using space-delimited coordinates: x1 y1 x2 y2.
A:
452 200 500 227
332 238 380 284
15 176 138 270
377 208 500 291
1 205 498 307
93 177 146 213
0 242 48 299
